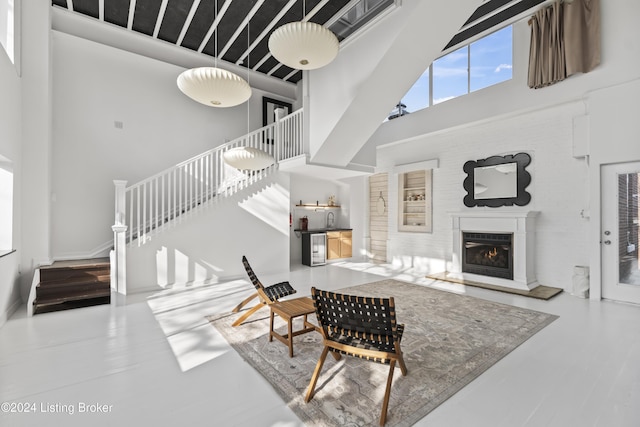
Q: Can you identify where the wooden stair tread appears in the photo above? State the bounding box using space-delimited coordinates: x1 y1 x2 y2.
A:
38 275 111 288
34 288 111 307
36 282 110 298
40 258 110 270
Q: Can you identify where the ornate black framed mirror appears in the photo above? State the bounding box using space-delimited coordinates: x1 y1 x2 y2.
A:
463 152 531 207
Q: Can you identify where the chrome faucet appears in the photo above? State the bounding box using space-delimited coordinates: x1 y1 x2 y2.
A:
326 211 335 229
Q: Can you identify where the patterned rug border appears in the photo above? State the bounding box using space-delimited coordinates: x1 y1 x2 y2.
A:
208 279 559 426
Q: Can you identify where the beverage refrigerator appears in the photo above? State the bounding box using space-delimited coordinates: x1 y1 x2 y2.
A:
302 233 327 266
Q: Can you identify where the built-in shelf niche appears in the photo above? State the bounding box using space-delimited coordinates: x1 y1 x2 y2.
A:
393 159 438 233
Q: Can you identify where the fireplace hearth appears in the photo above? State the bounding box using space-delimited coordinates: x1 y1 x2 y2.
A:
462 232 513 280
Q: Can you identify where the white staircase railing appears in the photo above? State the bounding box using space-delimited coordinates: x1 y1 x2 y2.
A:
111 108 304 294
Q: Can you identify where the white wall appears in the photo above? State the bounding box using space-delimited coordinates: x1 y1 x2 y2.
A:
126 174 290 293
377 101 590 290
348 0 640 297
341 176 368 262
0 23 21 326
587 79 640 299
51 31 294 259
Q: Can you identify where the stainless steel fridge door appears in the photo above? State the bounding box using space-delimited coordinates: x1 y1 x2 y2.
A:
310 233 327 266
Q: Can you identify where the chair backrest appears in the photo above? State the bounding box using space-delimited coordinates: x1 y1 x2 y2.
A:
242 256 265 292
310 287 400 345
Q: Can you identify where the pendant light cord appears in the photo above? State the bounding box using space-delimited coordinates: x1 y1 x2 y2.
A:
247 19 250 136
214 0 218 68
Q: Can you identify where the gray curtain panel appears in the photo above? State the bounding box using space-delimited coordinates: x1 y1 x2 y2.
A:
528 0 600 89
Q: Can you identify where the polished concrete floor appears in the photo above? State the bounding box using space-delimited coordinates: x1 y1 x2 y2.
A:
1 261 639 426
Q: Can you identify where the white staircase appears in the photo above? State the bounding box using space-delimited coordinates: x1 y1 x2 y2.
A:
111 109 303 294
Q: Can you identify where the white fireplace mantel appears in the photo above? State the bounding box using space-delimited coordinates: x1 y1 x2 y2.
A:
448 210 540 290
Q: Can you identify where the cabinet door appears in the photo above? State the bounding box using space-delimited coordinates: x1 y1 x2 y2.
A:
340 232 352 258
327 235 341 259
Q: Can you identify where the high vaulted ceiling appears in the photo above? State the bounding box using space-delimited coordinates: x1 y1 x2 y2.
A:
51 0 549 86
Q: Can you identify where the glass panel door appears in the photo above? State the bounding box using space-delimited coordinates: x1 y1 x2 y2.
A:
602 162 640 303
618 172 640 286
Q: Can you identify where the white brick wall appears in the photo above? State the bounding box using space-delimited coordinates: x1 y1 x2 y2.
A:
378 101 589 290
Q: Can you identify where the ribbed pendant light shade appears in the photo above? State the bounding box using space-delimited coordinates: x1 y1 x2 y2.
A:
268 22 339 70
177 67 251 108
223 147 275 170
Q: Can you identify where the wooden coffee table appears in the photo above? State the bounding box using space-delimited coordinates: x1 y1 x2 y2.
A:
269 296 318 357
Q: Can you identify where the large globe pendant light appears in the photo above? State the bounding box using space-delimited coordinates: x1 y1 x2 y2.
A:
268 21 339 70
177 67 251 108
176 0 251 108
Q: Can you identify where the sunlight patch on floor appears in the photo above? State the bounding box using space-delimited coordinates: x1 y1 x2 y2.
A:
146 279 256 372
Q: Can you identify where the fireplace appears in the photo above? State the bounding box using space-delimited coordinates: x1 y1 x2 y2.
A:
462 232 513 280
449 211 539 291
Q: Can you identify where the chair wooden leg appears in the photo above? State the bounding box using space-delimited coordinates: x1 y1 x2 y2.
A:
398 354 408 376
231 302 264 327
231 292 258 313
269 309 275 342
379 360 396 426
396 345 408 376
305 346 330 403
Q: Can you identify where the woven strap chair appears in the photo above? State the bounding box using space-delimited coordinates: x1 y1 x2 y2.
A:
231 256 297 327
305 287 408 426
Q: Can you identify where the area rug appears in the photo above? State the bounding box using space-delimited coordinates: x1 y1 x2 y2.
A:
208 279 558 426
426 272 563 300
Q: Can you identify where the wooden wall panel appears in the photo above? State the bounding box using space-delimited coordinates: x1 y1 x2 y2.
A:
369 173 388 263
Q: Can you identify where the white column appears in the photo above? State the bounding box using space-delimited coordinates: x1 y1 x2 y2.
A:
112 180 128 294
113 180 128 225
20 0 52 301
274 107 286 162
111 225 128 295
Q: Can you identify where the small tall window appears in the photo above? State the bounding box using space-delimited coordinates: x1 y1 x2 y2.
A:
0 0 15 64
0 155 13 251
391 25 512 118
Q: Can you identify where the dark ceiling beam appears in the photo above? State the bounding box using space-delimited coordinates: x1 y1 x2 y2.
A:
218 0 265 58
445 0 547 50
153 0 169 38
235 0 297 66
197 0 232 53
176 0 202 46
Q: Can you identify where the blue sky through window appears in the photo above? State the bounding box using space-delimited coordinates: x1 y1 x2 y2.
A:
433 46 468 104
395 26 512 116
471 26 513 92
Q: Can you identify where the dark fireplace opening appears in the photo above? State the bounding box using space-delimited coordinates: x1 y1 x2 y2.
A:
462 232 513 280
